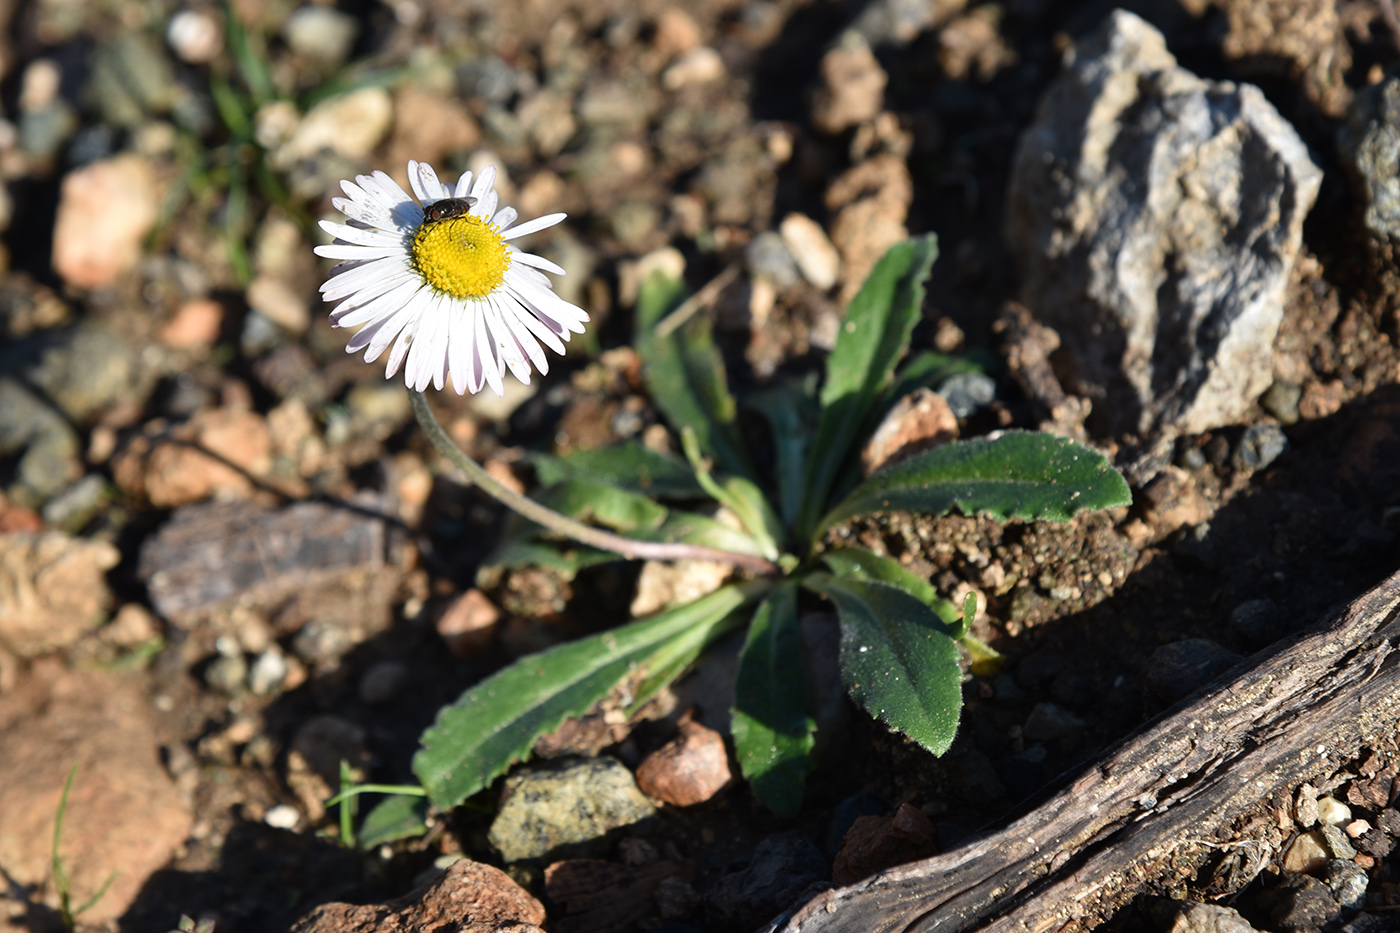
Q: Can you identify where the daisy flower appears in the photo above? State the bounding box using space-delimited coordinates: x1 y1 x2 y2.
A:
314 159 589 396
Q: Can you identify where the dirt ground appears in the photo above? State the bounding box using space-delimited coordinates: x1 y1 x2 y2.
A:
3 0 1400 931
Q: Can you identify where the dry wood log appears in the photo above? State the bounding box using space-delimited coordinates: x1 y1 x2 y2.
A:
763 569 1400 933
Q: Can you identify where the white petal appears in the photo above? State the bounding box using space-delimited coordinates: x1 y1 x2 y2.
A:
332 277 424 329
332 195 395 230
484 298 532 385
447 300 477 395
407 293 450 392
497 295 549 374
502 290 567 356
366 288 432 360
318 220 406 248
492 207 518 230
383 314 417 379
321 256 413 300
315 243 405 261
511 276 590 334
501 213 565 240
510 249 566 275
476 305 504 396
470 165 497 202
472 190 498 221
453 170 474 199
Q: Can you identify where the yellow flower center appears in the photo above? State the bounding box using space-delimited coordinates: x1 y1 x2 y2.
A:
411 213 511 298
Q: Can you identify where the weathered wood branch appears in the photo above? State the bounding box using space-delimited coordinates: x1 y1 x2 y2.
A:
764 570 1400 933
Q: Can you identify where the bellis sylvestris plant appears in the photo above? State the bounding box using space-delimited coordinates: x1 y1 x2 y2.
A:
315 160 1132 834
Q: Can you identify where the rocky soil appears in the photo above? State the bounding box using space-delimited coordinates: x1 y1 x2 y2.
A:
3 1 1400 932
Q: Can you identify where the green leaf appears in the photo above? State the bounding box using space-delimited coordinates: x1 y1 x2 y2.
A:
628 602 752 714
804 575 961 756
816 431 1132 538
743 381 817 527
532 442 705 499
821 547 942 612
359 794 429 849
641 510 768 557
635 273 752 479
797 236 939 540
680 427 783 559
731 583 815 817
414 582 767 810
536 479 669 532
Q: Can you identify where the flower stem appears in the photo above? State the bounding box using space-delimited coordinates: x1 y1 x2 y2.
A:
410 391 781 574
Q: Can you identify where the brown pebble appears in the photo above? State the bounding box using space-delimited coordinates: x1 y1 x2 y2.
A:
436 589 501 658
832 802 938 885
635 719 732 807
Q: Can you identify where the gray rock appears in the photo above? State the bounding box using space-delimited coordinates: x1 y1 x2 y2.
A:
849 0 939 46
1260 381 1302 424
1007 10 1321 438
1233 423 1287 472
248 649 289 696
704 832 828 931
0 379 82 504
938 372 996 419
1261 873 1341 933
1323 858 1368 911
282 6 358 65
746 231 801 288
488 757 656 861
1164 902 1259 933
41 474 108 531
1228 598 1287 649
1319 823 1358 861
1022 702 1086 743
1145 638 1242 703
18 325 140 423
1340 78 1400 243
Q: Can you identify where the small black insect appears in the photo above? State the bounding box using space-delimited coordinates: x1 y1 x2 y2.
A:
422 197 478 223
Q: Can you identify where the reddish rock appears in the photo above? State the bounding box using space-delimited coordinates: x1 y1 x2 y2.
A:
290 858 545 933
0 661 193 924
158 298 225 351
812 38 886 134
832 802 939 885
113 407 274 507
51 154 160 289
436 589 501 658
635 719 732 807
0 531 119 659
826 154 913 304
861 388 960 474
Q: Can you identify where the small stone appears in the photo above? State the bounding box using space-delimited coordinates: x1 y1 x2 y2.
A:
635 719 732 807
282 6 358 65
1229 598 1287 650
1322 859 1368 910
0 531 118 658
1318 823 1357 860
248 649 289 696
832 802 938 884
1145 639 1243 704
166 9 223 64
827 153 912 304
158 298 225 351
205 651 247 695
1281 829 1330 873
1345 819 1372 839
1260 873 1340 933
1261 381 1302 425
104 604 160 649
1233 423 1288 472
264 804 301 830
745 231 801 288
1165 902 1258 933
630 558 731 617
1022 702 1086 743
1340 77 1400 244
704 833 828 931
812 33 886 134
358 661 409 705
40 473 107 531
436 589 501 659
1295 783 1318 828
1316 796 1352 827
489 758 657 862
51 154 160 288
653 8 703 56
662 46 725 90
779 213 840 290
861 388 958 474
938 372 997 419
114 407 273 507
275 87 393 168
246 276 310 334
290 859 545 933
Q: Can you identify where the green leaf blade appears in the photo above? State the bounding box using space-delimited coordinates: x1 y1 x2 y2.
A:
731 583 814 818
817 431 1132 537
413 582 765 810
636 273 752 479
532 442 705 499
797 236 939 539
804 575 962 756
536 479 669 532
359 795 429 849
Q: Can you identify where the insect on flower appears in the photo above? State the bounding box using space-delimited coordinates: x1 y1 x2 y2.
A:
315 160 589 396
